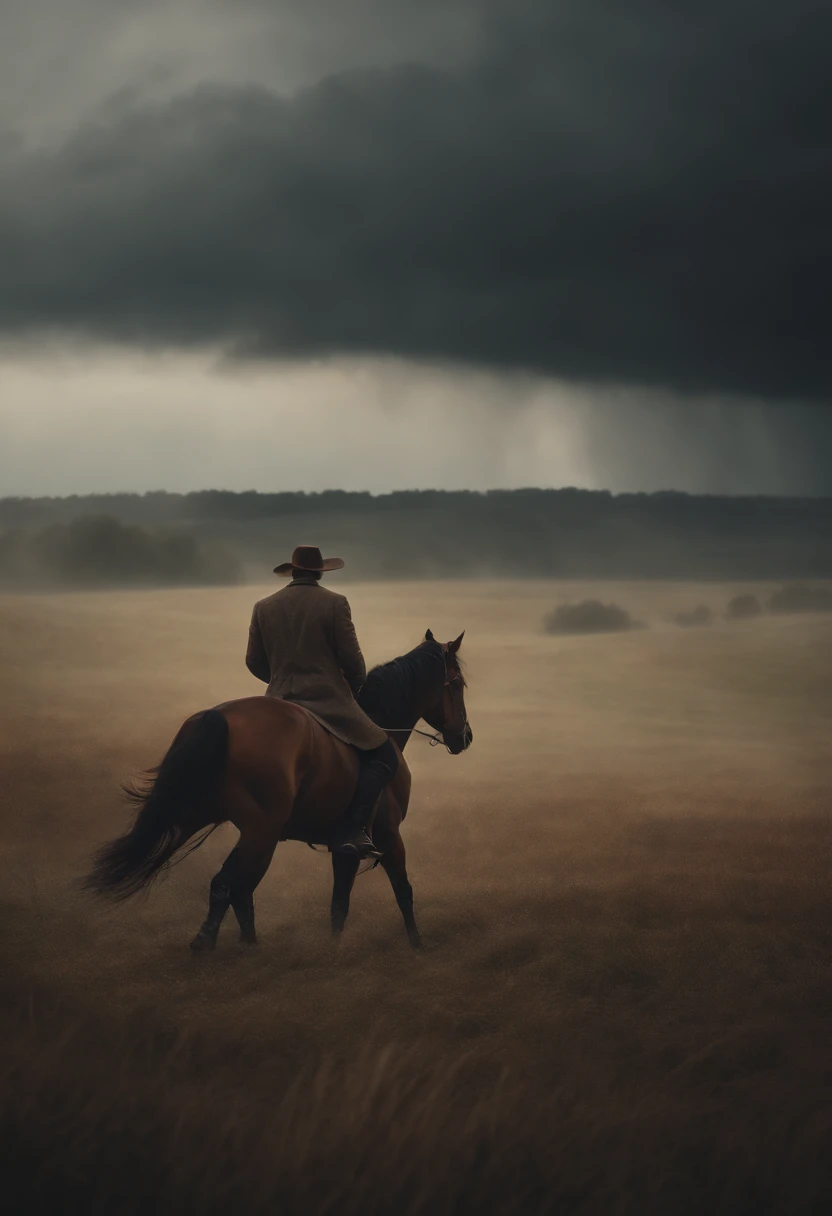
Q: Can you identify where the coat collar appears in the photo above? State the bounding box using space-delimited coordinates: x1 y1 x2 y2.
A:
288 575 321 588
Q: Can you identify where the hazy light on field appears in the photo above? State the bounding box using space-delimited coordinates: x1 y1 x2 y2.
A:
2 579 832 1211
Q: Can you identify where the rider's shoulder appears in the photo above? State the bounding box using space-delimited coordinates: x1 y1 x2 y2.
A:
253 585 300 610
251 590 281 614
253 584 345 610
318 584 349 607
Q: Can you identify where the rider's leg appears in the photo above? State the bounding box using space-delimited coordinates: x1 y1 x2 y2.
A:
333 738 399 860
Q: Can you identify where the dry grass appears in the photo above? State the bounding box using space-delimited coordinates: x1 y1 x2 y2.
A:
2 578 832 1214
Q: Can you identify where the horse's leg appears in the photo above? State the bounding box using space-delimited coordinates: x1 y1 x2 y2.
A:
190 828 279 951
229 856 256 945
185 700 306 951
190 848 235 951
229 829 281 945
380 831 422 950
330 851 360 936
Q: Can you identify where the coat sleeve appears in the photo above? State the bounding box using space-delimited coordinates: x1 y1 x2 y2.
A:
333 595 367 695
245 605 270 683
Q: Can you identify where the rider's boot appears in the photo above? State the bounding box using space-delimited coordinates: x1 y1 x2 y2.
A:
333 753 397 860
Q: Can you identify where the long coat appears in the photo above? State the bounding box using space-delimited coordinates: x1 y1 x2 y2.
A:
245 575 388 750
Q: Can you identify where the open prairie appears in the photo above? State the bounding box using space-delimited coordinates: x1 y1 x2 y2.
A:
2 579 832 1215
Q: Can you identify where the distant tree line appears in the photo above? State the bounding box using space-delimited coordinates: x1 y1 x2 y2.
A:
0 489 830 585
0 516 242 589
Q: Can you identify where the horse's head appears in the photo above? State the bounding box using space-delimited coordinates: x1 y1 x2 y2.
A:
421 629 473 755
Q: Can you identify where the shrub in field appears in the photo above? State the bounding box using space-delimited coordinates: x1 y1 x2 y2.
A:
767 583 832 614
674 605 712 628
726 594 763 621
544 600 644 634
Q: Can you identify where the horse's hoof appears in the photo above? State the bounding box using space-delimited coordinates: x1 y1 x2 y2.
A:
189 929 216 952
239 931 258 946
409 936 424 952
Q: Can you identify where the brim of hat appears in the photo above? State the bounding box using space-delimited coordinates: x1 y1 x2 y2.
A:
273 557 346 575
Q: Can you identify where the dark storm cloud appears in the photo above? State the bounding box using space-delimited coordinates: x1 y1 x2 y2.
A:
1 0 830 400
578 400 832 496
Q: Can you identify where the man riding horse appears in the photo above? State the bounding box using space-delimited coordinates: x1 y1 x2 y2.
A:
85 550 472 949
245 545 398 861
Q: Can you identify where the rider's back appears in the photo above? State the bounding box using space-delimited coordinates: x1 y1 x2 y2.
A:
247 579 386 750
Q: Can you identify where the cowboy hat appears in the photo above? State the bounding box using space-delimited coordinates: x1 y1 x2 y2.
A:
273 545 345 576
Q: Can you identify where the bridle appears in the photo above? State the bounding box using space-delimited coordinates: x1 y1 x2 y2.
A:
409 726 447 747
378 650 468 752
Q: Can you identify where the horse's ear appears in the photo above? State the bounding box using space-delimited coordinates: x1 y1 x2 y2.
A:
448 631 464 654
425 628 435 642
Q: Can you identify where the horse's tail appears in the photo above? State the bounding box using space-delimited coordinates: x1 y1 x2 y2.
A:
83 708 229 901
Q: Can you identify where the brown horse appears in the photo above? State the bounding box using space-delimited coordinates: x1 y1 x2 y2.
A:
85 630 471 950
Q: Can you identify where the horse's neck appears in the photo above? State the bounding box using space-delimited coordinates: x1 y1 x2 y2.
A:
388 727 414 752
363 645 440 741
376 684 430 751
386 697 420 747
394 682 438 749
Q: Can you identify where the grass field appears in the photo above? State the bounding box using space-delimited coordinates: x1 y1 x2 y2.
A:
2 579 831 1214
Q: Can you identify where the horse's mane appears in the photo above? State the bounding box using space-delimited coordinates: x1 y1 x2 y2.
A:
358 640 445 727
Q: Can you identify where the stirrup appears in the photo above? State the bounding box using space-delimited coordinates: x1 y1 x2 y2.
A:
333 830 382 860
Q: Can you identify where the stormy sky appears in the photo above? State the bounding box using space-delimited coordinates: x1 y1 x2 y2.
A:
1 0 830 496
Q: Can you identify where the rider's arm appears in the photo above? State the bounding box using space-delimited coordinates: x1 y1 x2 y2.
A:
333 595 367 696
245 606 270 683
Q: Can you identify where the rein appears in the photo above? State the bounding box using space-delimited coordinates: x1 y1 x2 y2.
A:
377 724 447 748
412 726 446 747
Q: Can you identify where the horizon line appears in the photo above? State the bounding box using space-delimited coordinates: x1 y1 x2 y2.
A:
2 486 832 504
